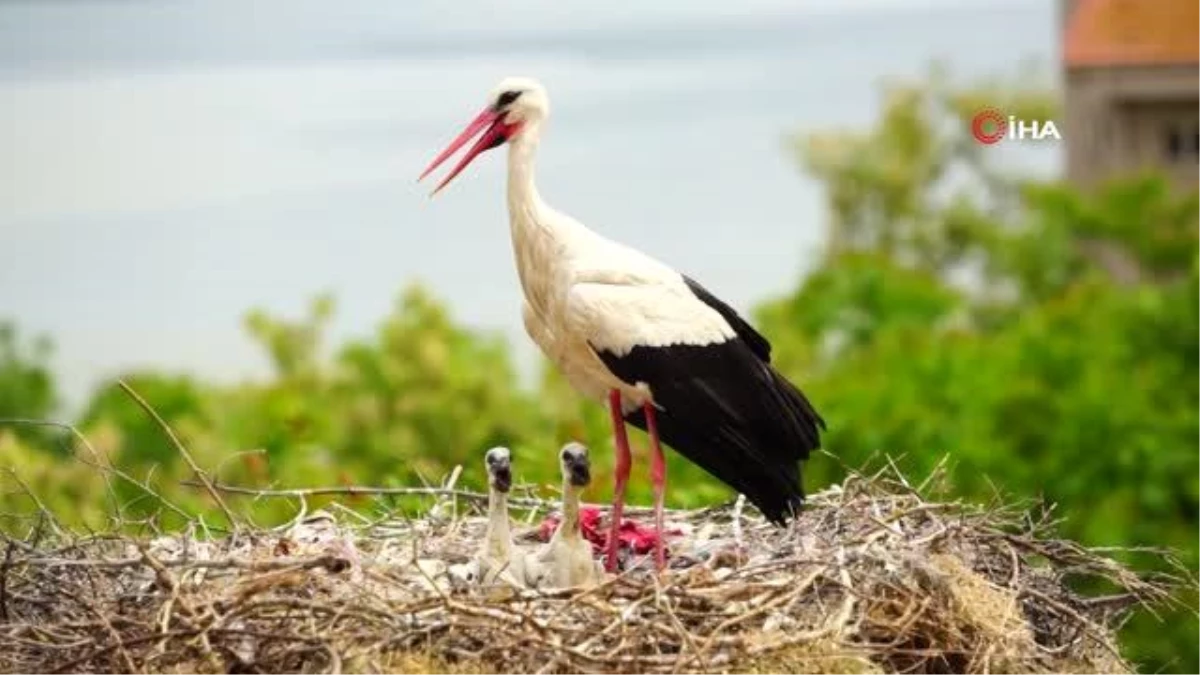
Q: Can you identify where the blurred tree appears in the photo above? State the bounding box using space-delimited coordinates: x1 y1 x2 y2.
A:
229 292 340 469
0 429 109 531
76 373 213 524
0 322 59 448
214 285 553 500
332 285 538 481
78 373 212 468
758 65 1198 673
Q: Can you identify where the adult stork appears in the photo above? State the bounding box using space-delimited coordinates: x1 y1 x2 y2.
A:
418 77 827 572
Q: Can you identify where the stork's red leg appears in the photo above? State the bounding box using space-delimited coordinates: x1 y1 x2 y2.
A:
644 402 667 572
605 389 632 573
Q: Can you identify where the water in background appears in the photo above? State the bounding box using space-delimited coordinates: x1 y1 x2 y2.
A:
0 0 1058 409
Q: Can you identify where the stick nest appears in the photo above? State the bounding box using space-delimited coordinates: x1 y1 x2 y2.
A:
0 467 1187 674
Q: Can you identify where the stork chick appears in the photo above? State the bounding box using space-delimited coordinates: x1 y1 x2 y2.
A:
470 446 529 588
530 442 606 589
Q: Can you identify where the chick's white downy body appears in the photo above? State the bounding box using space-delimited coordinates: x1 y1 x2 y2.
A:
471 447 529 588
529 443 606 590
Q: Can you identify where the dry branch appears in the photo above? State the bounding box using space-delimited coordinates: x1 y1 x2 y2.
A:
117 380 240 531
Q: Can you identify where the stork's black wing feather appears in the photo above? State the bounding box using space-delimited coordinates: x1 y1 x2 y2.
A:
682 275 772 362
593 328 826 525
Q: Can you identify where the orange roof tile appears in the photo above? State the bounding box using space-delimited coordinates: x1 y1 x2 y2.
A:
1064 0 1199 67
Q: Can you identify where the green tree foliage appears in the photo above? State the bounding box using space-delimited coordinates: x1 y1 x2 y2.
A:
220 286 547 490
78 373 213 469
0 323 58 448
0 66 1193 673
756 67 1198 672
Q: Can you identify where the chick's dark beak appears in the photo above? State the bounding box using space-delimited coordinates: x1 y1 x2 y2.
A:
491 464 512 493
568 459 590 488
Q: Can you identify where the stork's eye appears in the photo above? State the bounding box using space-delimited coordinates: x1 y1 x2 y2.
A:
496 90 522 108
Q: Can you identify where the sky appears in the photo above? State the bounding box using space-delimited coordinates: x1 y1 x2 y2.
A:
0 0 1061 411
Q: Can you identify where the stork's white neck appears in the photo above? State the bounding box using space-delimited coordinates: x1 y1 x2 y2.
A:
504 122 579 310
485 487 511 558
506 125 545 229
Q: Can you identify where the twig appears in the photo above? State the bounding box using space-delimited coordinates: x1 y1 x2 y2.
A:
72 453 196 525
0 418 121 517
0 537 13 621
731 494 746 552
4 469 63 535
181 480 545 507
51 629 201 673
117 380 239 531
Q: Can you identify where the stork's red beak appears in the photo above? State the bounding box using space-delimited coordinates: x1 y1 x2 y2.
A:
418 107 520 195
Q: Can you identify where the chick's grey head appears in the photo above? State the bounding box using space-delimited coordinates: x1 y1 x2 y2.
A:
559 442 591 488
484 446 512 493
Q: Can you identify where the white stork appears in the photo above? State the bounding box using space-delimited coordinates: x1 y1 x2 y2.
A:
418 77 827 572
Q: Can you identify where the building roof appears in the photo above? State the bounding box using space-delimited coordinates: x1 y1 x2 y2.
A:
1064 0 1199 67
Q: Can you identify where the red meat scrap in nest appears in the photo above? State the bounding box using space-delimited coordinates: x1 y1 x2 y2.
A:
537 506 682 558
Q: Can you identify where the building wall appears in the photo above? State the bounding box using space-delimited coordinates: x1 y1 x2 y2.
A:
1064 64 1199 192
1059 0 1078 31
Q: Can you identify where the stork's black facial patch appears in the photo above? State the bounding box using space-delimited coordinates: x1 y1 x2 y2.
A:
495 90 522 109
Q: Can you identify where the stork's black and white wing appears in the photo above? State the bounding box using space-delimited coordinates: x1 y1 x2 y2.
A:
566 272 826 524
